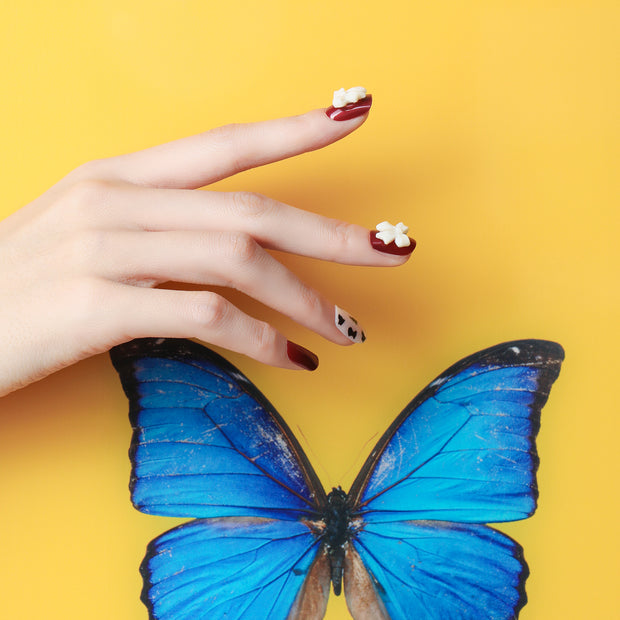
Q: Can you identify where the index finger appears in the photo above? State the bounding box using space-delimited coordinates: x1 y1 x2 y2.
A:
102 97 372 189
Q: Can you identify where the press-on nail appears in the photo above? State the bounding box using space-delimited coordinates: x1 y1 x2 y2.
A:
326 95 373 121
335 306 366 344
287 341 319 371
370 221 416 255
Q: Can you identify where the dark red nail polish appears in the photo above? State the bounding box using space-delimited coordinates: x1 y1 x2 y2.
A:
287 341 319 371
326 95 373 121
370 230 417 255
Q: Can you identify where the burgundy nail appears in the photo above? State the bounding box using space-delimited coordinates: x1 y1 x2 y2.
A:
326 95 373 121
287 341 319 371
370 230 417 255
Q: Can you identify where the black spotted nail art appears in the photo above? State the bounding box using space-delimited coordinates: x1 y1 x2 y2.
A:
335 306 366 344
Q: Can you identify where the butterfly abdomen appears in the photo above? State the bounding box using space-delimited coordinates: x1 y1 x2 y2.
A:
323 487 353 596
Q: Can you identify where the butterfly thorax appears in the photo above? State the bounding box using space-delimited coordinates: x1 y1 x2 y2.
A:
322 487 352 596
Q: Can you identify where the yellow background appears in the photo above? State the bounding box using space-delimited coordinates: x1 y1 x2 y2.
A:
0 2 617 619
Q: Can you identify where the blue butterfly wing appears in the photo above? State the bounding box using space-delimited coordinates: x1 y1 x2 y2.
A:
348 521 527 620
348 340 564 524
112 338 564 620
142 517 326 620
110 338 326 520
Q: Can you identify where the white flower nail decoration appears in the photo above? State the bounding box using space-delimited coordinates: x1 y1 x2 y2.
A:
332 87 367 108
375 221 411 247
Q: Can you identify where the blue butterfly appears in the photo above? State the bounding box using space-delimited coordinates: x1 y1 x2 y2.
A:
110 338 563 620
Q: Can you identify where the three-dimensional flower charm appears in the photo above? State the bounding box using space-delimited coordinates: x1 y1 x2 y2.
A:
332 87 367 108
375 221 411 248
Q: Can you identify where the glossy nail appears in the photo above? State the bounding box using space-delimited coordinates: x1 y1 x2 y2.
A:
287 341 319 371
335 306 366 344
326 95 373 121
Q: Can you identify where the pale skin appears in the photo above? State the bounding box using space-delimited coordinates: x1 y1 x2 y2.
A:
0 106 412 396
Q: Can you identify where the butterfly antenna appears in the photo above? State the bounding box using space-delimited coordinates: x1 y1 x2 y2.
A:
339 432 379 489
296 425 333 486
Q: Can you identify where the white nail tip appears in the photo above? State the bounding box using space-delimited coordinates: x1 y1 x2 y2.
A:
335 306 366 344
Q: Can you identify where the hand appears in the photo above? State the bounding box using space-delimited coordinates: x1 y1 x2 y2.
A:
0 98 415 395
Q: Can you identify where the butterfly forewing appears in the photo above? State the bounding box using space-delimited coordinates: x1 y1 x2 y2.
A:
347 340 564 523
111 338 327 520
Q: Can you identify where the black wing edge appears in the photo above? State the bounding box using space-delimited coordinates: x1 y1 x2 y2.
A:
489 524 530 620
109 337 328 510
497 525 530 620
347 339 565 506
139 540 158 620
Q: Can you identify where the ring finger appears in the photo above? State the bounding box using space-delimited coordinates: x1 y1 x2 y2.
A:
81 229 362 346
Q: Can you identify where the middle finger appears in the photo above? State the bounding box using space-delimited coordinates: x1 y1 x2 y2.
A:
87 183 415 266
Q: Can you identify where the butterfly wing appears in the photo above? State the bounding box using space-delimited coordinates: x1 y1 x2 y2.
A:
343 340 563 619
110 338 326 519
112 338 333 619
346 521 527 620
348 340 564 523
141 517 330 620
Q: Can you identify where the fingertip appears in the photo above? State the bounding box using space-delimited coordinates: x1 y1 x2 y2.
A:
334 306 367 345
304 105 369 134
286 340 319 371
325 94 373 122
370 229 417 258
299 91 373 145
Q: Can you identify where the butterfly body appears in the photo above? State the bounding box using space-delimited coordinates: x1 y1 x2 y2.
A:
319 487 354 596
111 338 563 619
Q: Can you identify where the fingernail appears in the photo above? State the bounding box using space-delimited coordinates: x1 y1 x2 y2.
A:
335 306 366 344
370 221 416 256
326 87 373 121
287 341 319 371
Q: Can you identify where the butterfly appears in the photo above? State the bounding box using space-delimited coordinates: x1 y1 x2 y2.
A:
110 338 563 620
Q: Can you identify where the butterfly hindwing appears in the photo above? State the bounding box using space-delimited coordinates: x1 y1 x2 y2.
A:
110 338 326 520
348 340 564 524
347 521 527 620
141 517 326 620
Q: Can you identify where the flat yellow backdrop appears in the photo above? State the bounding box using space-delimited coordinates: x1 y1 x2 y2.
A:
0 2 617 619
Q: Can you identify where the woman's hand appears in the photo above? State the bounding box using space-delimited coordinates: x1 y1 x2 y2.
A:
0 97 415 395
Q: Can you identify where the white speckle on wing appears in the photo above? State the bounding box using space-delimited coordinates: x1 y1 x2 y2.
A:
429 376 448 388
510 346 521 355
371 448 397 489
254 422 304 485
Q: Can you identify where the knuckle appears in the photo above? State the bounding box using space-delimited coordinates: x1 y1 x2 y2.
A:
295 283 324 320
68 158 108 180
230 191 273 220
63 178 115 216
189 292 228 328
64 229 109 268
225 231 259 264
206 123 250 174
251 322 279 359
64 277 123 351
327 219 356 249
50 277 123 355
